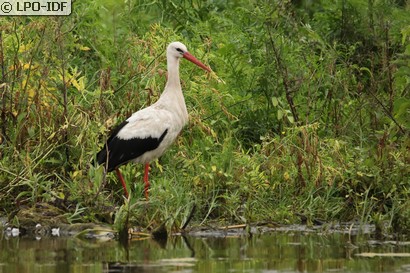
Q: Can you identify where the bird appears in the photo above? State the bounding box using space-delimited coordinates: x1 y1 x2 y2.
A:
96 41 211 199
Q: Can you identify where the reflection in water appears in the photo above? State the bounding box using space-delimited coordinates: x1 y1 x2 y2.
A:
1 231 410 273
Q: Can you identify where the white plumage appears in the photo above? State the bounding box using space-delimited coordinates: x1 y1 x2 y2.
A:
96 42 210 198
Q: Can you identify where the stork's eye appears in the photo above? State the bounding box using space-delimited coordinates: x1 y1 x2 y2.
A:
176 48 184 54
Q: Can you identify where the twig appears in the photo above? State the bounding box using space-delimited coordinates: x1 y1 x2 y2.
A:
0 31 7 143
55 19 71 166
368 89 405 134
181 204 196 230
266 22 299 124
202 98 251 121
218 224 247 230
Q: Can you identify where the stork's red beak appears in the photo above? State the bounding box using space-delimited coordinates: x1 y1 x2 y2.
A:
183 52 211 72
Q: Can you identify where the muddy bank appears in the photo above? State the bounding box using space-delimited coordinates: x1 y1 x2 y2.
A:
3 202 401 241
183 222 377 238
2 221 379 240
1 209 379 241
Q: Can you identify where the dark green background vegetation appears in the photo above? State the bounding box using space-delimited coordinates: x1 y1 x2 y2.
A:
0 0 409 235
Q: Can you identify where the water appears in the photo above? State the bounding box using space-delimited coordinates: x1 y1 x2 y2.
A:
1 230 410 273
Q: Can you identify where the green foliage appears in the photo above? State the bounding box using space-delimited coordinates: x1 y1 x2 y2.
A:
0 0 409 235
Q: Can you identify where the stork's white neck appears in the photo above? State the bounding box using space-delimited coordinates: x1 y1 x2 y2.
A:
157 55 188 126
165 55 181 90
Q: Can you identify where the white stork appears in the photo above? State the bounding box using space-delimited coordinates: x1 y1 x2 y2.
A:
96 42 211 199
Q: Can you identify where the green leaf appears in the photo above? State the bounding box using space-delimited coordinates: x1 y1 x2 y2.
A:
277 109 283 120
272 97 279 107
287 115 294 124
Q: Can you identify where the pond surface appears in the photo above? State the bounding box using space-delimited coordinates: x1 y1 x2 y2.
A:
1 228 410 273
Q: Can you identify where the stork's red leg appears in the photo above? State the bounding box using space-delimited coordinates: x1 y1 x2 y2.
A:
115 168 129 198
143 163 150 199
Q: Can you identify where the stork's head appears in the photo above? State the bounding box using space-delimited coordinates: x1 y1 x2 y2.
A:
167 42 188 58
167 41 211 72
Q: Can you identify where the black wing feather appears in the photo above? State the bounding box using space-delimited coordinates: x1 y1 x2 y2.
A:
96 121 168 172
